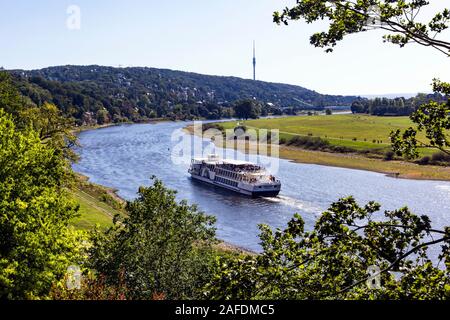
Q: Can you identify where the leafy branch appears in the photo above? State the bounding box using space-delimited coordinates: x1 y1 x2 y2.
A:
274 0 450 56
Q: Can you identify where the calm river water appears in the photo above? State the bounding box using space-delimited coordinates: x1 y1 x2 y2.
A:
73 122 450 252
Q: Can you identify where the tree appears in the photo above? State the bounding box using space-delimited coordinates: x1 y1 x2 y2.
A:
325 108 332 115
0 72 28 119
20 102 80 162
96 108 110 125
205 197 450 299
1 72 79 161
0 110 86 299
234 99 261 120
89 179 217 300
390 80 450 159
351 101 364 114
273 1 450 160
274 1 450 56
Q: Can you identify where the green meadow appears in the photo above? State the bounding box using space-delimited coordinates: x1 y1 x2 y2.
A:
220 114 434 155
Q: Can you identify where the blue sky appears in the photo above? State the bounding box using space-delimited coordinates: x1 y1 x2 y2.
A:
1 0 449 95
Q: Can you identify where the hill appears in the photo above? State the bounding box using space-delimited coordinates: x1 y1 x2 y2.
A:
8 65 360 125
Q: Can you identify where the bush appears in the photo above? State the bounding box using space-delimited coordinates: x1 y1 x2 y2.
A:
431 152 450 164
285 136 361 154
330 145 357 153
384 151 395 161
202 123 224 132
416 156 430 165
287 136 330 150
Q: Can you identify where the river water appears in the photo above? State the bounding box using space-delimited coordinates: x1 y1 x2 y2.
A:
73 121 450 252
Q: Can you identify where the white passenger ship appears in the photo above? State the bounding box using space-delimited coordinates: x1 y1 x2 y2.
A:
188 155 281 197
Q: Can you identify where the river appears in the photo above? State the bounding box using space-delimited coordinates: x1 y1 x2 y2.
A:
73 121 450 252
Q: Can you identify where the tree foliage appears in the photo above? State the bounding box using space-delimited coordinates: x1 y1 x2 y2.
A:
274 1 450 56
390 80 450 159
0 110 86 299
0 72 79 161
351 93 446 116
205 197 450 299
234 99 261 120
0 72 30 121
89 179 217 300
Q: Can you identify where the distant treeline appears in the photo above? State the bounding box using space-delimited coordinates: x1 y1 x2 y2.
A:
351 93 447 116
8 65 359 126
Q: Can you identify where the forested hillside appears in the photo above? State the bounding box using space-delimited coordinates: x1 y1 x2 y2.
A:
8 65 359 125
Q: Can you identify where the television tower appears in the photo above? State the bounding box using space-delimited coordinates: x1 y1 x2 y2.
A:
252 41 256 81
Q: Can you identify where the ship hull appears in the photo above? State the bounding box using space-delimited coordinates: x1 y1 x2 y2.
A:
190 174 280 198
250 190 281 197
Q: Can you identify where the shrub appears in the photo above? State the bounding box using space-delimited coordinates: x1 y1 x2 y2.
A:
330 145 356 153
384 151 395 161
287 136 330 150
431 152 450 164
416 156 430 165
202 123 224 132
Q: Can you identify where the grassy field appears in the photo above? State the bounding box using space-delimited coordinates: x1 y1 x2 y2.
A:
69 174 126 231
70 189 122 230
220 114 434 155
278 147 450 181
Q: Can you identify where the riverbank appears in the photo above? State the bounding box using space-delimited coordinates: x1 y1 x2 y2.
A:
71 117 171 134
184 124 450 181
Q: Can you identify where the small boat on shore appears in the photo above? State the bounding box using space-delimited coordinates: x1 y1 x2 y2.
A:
188 155 281 197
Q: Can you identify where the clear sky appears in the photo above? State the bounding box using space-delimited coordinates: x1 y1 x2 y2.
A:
1 0 449 95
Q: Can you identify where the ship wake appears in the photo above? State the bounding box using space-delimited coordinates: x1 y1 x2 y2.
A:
264 195 323 215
